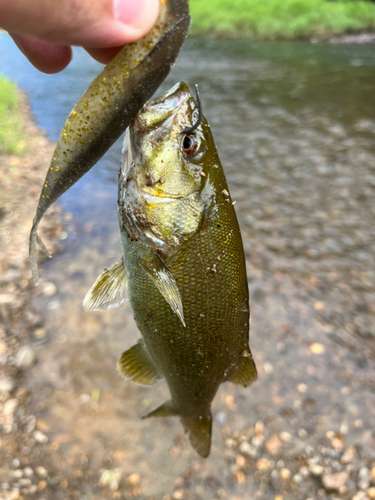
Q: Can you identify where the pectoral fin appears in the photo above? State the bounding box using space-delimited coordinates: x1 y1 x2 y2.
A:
229 351 257 387
117 340 162 386
83 258 127 312
140 255 185 327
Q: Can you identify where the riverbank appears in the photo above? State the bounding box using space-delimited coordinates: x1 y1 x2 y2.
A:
189 0 375 41
0 78 65 498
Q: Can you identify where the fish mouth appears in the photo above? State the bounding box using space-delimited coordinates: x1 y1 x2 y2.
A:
140 188 195 203
133 82 191 134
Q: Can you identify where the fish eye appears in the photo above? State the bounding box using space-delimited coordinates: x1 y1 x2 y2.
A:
182 134 199 156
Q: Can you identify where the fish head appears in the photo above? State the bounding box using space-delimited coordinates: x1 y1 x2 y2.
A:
131 81 208 199
121 82 218 250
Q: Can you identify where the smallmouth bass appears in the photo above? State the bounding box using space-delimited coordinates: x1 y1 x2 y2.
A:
84 82 257 457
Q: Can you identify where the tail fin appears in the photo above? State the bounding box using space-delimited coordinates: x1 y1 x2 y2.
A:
143 401 212 458
180 413 212 458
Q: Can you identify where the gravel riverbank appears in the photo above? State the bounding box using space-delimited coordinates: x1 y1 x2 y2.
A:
0 95 65 499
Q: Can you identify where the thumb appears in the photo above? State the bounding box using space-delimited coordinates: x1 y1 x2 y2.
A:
0 0 160 48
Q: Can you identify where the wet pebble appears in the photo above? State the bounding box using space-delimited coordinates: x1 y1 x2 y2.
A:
322 471 348 491
293 473 303 484
341 445 356 464
15 346 35 369
126 473 141 486
280 468 291 480
352 492 367 500
264 434 282 455
23 467 33 478
32 430 49 444
0 294 16 305
8 490 20 500
309 464 324 476
24 415 36 433
35 466 48 478
215 412 226 425
256 458 273 471
0 377 15 393
11 470 23 479
42 282 57 296
99 468 123 491
279 431 292 442
310 343 325 354
239 441 257 458
3 398 18 416
358 467 370 490
0 341 7 357
29 485 37 494
11 459 21 469
33 328 47 340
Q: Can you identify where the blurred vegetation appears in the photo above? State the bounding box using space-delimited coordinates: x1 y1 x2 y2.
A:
0 74 26 155
189 0 375 39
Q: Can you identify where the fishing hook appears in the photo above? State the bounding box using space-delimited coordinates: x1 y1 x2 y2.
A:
181 84 203 134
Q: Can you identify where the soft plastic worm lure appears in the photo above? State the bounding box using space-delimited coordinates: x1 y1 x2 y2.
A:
29 0 190 284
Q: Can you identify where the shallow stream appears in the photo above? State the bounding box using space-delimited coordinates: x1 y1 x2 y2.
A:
0 35 374 498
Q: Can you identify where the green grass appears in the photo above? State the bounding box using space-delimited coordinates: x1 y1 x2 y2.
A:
0 75 26 155
189 0 375 40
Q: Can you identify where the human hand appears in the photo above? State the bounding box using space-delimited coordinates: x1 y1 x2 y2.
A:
0 0 160 74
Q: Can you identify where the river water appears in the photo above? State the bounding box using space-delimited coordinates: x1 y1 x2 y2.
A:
0 36 374 498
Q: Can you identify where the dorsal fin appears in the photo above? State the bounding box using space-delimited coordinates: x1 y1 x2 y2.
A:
83 258 127 312
229 351 257 387
117 341 162 386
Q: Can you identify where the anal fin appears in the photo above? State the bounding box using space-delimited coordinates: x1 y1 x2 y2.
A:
117 341 162 386
229 350 257 387
83 257 127 312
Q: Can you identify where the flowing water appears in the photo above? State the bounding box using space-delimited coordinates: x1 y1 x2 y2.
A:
0 36 374 498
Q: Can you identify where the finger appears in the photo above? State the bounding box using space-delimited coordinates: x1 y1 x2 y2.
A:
85 46 123 65
11 34 73 74
0 0 159 48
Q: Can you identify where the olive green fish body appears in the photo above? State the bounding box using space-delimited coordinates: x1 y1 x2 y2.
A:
110 82 257 456
30 0 190 284
120 195 250 413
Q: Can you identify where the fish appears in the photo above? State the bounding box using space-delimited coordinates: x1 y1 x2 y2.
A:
29 0 190 285
83 82 257 458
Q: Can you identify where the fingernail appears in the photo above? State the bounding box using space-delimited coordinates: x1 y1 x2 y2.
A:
114 0 159 29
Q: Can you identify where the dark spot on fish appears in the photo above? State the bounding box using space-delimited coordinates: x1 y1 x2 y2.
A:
145 172 154 186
